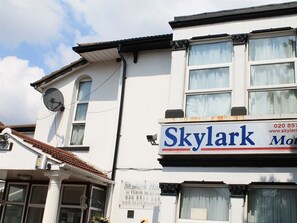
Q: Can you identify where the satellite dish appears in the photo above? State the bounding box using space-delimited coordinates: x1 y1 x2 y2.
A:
43 88 65 112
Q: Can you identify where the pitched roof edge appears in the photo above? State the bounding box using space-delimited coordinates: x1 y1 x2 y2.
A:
30 58 88 89
170 2 297 28
1 127 109 179
73 33 173 54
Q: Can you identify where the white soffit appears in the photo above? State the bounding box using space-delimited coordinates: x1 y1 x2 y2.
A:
80 48 119 63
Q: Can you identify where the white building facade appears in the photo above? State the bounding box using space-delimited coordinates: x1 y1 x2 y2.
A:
0 2 297 223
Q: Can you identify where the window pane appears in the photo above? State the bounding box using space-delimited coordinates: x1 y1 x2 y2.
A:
7 185 27 202
248 188 297 223
26 207 44 223
251 63 295 86
74 103 88 121
186 93 231 117
30 186 47 204
58 208 82 223
189 42 232 66
91 188 106 209
249 36 295 61
249 90 297 115
3 204 23 223
77 81 91 101
70 125 85 145
180 187 230 221
189 67 229 90
62 186 85 205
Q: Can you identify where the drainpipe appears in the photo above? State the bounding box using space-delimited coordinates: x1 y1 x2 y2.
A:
111 44 127 181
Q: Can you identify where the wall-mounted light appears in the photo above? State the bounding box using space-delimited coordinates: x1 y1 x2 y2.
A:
146 134 158 145
0 134 12 151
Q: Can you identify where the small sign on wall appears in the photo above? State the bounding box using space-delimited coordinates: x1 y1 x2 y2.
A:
119 181 160 209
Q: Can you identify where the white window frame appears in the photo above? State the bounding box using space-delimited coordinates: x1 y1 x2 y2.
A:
177 184 230 223
246 31 297 116
58 184 87 223
25 184 48 223
185 39 233 118
70 77 92 146
0 183 29 223
88 186 106 222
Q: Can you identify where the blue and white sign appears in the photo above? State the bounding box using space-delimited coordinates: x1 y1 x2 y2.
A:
159 120 297 154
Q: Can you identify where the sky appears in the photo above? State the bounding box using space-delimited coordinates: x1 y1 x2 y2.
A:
0 0 295 125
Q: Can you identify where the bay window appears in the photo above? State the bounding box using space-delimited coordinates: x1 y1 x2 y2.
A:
70 78 92 145
26 185 48 223
248 187 297 223
2 183 28 223
186 41 233 117
248 35 297 115
88 187 106 222
180 185 230 222
58 185 86 223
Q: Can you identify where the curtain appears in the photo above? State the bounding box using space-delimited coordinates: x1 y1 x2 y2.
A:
250 63 294 86
248 188 297 223
70 125 85 145
189 67 229 90
186 93 231 117
249 36 295 61
249 90 297 115
180 187 230 221
189 42 232 66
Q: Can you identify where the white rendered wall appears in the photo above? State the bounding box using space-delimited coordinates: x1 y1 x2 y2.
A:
34 60 121 173
110 49 171 223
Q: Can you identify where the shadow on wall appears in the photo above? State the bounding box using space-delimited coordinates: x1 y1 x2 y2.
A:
47 111 64 145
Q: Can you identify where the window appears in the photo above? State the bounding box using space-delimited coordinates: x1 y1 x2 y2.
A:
248 35 297 115
70 78 92 145
180 185 230 221
88 187 106 222
186 41 233 117
26 185 48 223
2 183 28 223
58 185 86 223
248 187 297 223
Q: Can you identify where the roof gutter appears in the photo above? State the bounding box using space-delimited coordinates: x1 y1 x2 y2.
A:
111 44 127 181
61 163 114 185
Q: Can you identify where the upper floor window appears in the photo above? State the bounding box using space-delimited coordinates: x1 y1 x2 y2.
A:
70 78 92 145
248 35 297 115
185 41 233 117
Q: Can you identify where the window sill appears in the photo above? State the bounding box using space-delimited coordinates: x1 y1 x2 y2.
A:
159 114 297 124
58 146 90 152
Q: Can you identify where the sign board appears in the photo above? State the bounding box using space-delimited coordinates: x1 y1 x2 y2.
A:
119 181 160 209
159 120 297 155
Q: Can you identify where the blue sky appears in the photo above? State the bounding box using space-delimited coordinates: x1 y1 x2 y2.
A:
0 0 294 125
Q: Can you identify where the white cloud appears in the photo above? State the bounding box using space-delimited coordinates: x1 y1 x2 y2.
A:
44 44 80 70
0 56 44 125
65 0 294 43
0 0 65 47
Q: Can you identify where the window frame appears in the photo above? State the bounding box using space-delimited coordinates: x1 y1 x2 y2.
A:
88 186 107 222
247 31 297 116
70 77 92 146
178 184 230 223
185 39 234 118
0 183 29 223
58 184 87 223
25 184 48 223
246 184 297 223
